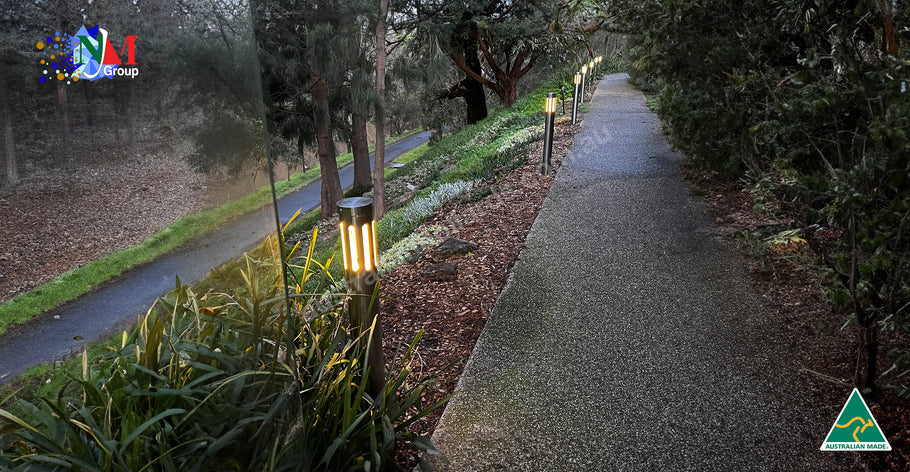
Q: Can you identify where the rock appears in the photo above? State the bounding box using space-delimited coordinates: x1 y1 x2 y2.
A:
406 245 426 265
435 238 479 258
420 262 457 282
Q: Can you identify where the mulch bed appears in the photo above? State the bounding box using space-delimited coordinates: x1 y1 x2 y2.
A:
376 120 579 468
682 165 910 471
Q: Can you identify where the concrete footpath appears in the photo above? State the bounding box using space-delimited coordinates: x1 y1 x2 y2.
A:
427 75 844 471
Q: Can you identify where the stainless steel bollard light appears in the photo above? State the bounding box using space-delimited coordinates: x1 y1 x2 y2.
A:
571 72 581 124
580 64 587 104
338 197 384 396
541 92 557 175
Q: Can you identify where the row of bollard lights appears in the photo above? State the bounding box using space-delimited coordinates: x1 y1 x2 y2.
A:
335 56 605 396
541 56 603 175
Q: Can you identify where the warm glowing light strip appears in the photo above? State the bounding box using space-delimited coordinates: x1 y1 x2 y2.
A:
339 223 348 270
348 225 360 272
574 73 580 85
581 64 587 74
372 221 378 262
545 96 556 113
362 224 372 271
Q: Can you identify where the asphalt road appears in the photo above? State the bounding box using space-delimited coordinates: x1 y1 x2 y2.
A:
0 131 430 382
427 76 844 471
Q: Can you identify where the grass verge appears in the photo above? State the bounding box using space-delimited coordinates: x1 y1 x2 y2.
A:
0 129 423 335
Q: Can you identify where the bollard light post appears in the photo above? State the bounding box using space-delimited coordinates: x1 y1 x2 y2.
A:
589 60 595 80
559 86 567 115
541 92 557 175
580 64 587 104
571 72 580 124
338 197 385 396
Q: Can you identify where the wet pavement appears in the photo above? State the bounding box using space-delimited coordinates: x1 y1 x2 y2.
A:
0 131 429 382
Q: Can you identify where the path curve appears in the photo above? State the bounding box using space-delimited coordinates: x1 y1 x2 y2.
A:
0 131 429 382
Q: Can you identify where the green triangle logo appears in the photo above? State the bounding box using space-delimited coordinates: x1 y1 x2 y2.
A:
820 388 891 451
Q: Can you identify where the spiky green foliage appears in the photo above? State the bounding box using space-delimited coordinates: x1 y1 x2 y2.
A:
0 231 447 471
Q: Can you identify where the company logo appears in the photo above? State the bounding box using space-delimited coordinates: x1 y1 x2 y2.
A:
820 388 891 451
36 25 138 84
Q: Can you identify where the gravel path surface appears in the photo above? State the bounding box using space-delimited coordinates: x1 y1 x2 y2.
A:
427 75 845 471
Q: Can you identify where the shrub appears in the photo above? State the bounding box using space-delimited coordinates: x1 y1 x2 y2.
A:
612 0 910 397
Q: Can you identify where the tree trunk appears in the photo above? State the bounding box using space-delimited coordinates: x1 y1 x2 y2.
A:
877 0 899 54
373 0 389 219
854 307 880 400
1 70 17 187
310 72 343 219
455 16 487 124
503 81 518 107
351 112 371 190
848 213 879 399
57 81 70 150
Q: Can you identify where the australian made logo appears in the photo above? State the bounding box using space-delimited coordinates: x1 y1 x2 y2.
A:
36 25 138 84
820 388 892 451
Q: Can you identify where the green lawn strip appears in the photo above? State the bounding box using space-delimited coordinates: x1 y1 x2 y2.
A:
391 142 428 166
0 129 425 335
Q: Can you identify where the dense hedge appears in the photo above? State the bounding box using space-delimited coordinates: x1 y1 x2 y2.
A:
611 0 909 396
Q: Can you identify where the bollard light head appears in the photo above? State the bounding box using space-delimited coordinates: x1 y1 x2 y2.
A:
545 92 557 114
581 64 587 74
338 197 379 277
574 72 581 85
589 60 594 69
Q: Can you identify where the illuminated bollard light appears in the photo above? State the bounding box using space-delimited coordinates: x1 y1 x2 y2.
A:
571 72 581 124
580 64 587 104
541 92 557 175
338 197 385 396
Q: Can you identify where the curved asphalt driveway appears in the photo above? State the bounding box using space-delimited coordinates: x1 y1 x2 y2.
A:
0 131 429 382
427 77 844 470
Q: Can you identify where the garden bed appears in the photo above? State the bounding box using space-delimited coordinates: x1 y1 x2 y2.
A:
377 120 579 468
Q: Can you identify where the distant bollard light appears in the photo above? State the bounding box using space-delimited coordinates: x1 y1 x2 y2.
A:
541 92 557 175
571 72 581 124
580 64 587 104
337 197 384 396
559 86 567 115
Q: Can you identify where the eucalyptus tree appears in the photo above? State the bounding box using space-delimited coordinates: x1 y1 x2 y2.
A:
254 0 346 219
374 0 390 217
332 0 377 193
400 0 581 123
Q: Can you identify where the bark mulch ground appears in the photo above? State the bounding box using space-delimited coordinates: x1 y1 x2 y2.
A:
380 119 579 468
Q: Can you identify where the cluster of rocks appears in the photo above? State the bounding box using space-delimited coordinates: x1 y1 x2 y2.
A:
414 237 478 282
